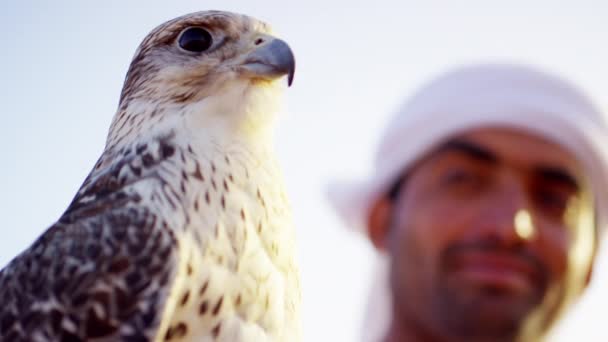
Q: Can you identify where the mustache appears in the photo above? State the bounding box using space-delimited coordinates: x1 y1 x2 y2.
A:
441 239 550 290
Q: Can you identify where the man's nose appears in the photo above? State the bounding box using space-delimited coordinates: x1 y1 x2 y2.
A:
479 175 535 245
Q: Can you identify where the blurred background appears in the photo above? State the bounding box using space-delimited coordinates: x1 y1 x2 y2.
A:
1 1 607 341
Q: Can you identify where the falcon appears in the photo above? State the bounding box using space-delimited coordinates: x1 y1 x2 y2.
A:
0 10 300 342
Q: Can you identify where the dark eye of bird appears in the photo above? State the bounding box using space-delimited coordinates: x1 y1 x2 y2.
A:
178 27 213 52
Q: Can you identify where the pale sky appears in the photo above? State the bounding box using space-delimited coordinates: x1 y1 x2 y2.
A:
1 1 608 341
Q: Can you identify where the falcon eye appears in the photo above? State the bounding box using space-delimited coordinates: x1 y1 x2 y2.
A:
178 27 213 52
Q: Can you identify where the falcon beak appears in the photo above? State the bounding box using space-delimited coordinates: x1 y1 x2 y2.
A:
240 37 296 87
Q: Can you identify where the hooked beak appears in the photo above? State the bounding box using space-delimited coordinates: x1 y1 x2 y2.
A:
239 38 296 87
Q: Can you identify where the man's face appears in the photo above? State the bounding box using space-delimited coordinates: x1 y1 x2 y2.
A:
377 127 595 341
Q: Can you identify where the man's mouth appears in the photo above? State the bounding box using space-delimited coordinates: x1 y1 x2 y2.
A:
445 250 547 296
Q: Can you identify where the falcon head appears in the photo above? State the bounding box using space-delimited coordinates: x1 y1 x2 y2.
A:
106 11 295 149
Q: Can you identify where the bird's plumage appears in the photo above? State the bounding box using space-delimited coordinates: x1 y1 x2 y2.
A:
0 10 300 341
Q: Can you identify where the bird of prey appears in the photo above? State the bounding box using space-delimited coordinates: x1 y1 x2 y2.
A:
0 10 300 342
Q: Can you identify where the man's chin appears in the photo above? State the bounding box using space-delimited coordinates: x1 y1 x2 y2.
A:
436 286 540 339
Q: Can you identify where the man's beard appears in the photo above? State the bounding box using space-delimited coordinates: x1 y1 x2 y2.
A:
433 239 550 340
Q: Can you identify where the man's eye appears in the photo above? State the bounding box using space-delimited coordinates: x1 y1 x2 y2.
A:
442 169 481 186
534 188 570 216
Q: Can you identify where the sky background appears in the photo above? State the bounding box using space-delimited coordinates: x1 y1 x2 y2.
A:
1 1 608 341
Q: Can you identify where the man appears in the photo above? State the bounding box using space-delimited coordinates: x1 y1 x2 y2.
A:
329 64 608 341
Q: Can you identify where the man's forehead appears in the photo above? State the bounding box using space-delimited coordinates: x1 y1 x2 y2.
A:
428 127 587 183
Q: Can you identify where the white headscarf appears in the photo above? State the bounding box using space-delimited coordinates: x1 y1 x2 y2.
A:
327 63 608 341
329 63 608 236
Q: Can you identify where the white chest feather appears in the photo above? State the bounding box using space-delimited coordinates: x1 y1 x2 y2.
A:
152 143 300 342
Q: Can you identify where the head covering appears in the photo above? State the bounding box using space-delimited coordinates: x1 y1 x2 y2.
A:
328 63 608 237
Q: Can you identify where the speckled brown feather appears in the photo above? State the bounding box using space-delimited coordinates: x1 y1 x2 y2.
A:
0 138 179 341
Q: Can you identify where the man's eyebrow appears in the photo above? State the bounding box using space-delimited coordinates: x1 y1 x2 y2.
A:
534 166 580 190
434 139 499 164
387 139 496 201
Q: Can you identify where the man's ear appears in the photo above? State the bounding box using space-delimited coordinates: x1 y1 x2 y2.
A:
368 197 392 251
584 266 594 288
583 237 599 288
